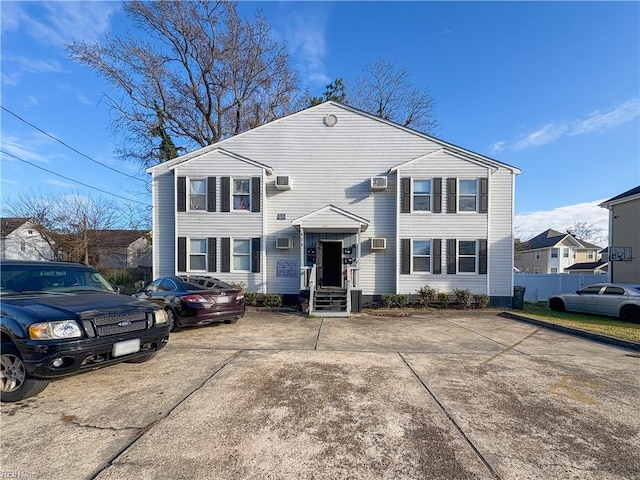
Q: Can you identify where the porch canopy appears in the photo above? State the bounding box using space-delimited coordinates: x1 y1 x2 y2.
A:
291 204 370 233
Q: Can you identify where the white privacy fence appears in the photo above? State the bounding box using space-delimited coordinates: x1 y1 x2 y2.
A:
514 274 607 303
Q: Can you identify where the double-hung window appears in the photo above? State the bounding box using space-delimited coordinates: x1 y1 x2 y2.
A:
413 180 431 211
189 239 207 270
189 179 207 210
563 248 569 258
458 240 477 273
535 250 541 260
551 248 559 259
233 179 251 211
233 239 251 271
412 240 431 272
459 180 477 212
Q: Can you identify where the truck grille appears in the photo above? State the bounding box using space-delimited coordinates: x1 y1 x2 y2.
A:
90 312 149 337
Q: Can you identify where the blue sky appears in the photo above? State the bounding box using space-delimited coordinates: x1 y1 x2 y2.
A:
1 1 639 242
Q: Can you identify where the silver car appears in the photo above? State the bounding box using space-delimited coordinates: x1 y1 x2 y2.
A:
548 283 640 322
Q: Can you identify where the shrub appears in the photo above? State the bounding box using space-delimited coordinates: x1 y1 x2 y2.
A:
416 285 438 307
244 291 258 306
228 281 246 291
379 294 409 308
436 292 450 309
453 288 473 309
474 293 490 309
263 293 283 307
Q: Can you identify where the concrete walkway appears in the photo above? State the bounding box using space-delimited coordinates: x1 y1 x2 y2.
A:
1 311 639 479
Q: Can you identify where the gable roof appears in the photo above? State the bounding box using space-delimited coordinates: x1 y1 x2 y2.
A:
90 230 149 248
291 204 370 232
147 101 521 175
599 185 640 208
1 217 31 237
166 147 274 174
521 229 574 250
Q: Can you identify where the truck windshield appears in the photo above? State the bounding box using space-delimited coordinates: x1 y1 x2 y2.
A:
0 264 116 295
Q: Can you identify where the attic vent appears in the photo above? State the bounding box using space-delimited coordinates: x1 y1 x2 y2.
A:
276 237 293 249
370 176 388 191
275 176 292 191
370 238 386 250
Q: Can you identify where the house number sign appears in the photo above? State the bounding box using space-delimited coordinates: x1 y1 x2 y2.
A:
277 213 286 220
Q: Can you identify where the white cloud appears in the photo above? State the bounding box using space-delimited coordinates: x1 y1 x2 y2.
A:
44 178 76 189
1 1 119 48
515 200 609 245
492 98 640 154
276 5 331 87
2 55 62 74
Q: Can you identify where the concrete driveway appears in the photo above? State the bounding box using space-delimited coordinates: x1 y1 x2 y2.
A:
1 311 639 480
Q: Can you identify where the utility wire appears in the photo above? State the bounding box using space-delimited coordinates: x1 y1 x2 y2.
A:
0 150 150 206
1 105 147 183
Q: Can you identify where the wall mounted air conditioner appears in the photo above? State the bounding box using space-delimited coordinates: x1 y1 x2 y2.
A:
275 175 292 191
370 176 388 191
276 237 293 249
370 238 387 250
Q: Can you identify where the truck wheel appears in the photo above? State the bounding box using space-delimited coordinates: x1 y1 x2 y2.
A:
1 342 49 402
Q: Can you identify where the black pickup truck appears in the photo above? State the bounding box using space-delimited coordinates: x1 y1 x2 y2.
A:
0 260 170 402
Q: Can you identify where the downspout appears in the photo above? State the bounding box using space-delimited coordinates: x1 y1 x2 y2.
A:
262 170 267 295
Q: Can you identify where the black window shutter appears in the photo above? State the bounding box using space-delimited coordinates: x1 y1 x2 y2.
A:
251 177 261 212
479 239 488 274
251 237 261 273
401 239 411 274
177 237 187 272
433 239 442 274
400 178 411 213
447 239 457 274
221 177 230 212
433 178 442 213
221 238 231 272
207 177 216 212
207 238 217 272
177 177 186 212
447 178 457 213
479 178 488 213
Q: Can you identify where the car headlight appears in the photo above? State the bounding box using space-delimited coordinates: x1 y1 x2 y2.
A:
154 310 168 325
29 320 82 340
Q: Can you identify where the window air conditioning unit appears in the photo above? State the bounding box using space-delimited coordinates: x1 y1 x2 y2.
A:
370 176 388 191
275 175 292 191
370 238 387 250
276 237 293 249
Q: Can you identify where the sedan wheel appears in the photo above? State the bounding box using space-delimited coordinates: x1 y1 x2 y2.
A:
549 298 566 312
1 342 49 402
619 305 640 323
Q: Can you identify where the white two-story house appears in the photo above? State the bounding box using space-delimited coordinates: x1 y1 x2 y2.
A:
148 102 521 315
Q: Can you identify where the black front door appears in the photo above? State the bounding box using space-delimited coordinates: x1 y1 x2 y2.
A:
319 241 342 287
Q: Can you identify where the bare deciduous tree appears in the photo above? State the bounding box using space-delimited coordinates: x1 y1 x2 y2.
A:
350 59 439 135
566 221 606 246
67 0 299 167
4 191 122 264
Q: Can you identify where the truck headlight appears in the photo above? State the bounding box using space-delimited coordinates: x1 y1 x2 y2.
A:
29 320 82 340
154 310 168 325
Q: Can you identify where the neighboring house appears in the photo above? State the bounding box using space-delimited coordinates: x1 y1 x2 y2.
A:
0 217 54 261
599 185 640 284
564 261 608 275
515 229 603 274
147 102 521 315
56 230 152 269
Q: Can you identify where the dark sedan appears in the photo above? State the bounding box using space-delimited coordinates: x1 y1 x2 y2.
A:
133 276 245 331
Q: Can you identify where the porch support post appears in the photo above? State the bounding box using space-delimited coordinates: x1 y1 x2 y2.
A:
356 228 361 289
299 227 305 289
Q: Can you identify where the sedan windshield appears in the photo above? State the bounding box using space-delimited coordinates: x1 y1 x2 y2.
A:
1 264 115 295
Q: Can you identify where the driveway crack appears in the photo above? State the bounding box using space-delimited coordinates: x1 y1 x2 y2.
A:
398 352 502 480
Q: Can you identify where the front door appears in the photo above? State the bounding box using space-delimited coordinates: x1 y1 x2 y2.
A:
318 240 342 287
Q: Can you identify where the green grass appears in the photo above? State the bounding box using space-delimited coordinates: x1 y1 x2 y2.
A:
517 302 640 343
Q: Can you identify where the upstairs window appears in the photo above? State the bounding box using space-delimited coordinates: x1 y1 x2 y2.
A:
587 250 594 259
459 180 477 211
535 251 541 260
551 248 559 258
413 180 431 211
189 179 207 210
563 248 569 258
233 179 251 211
